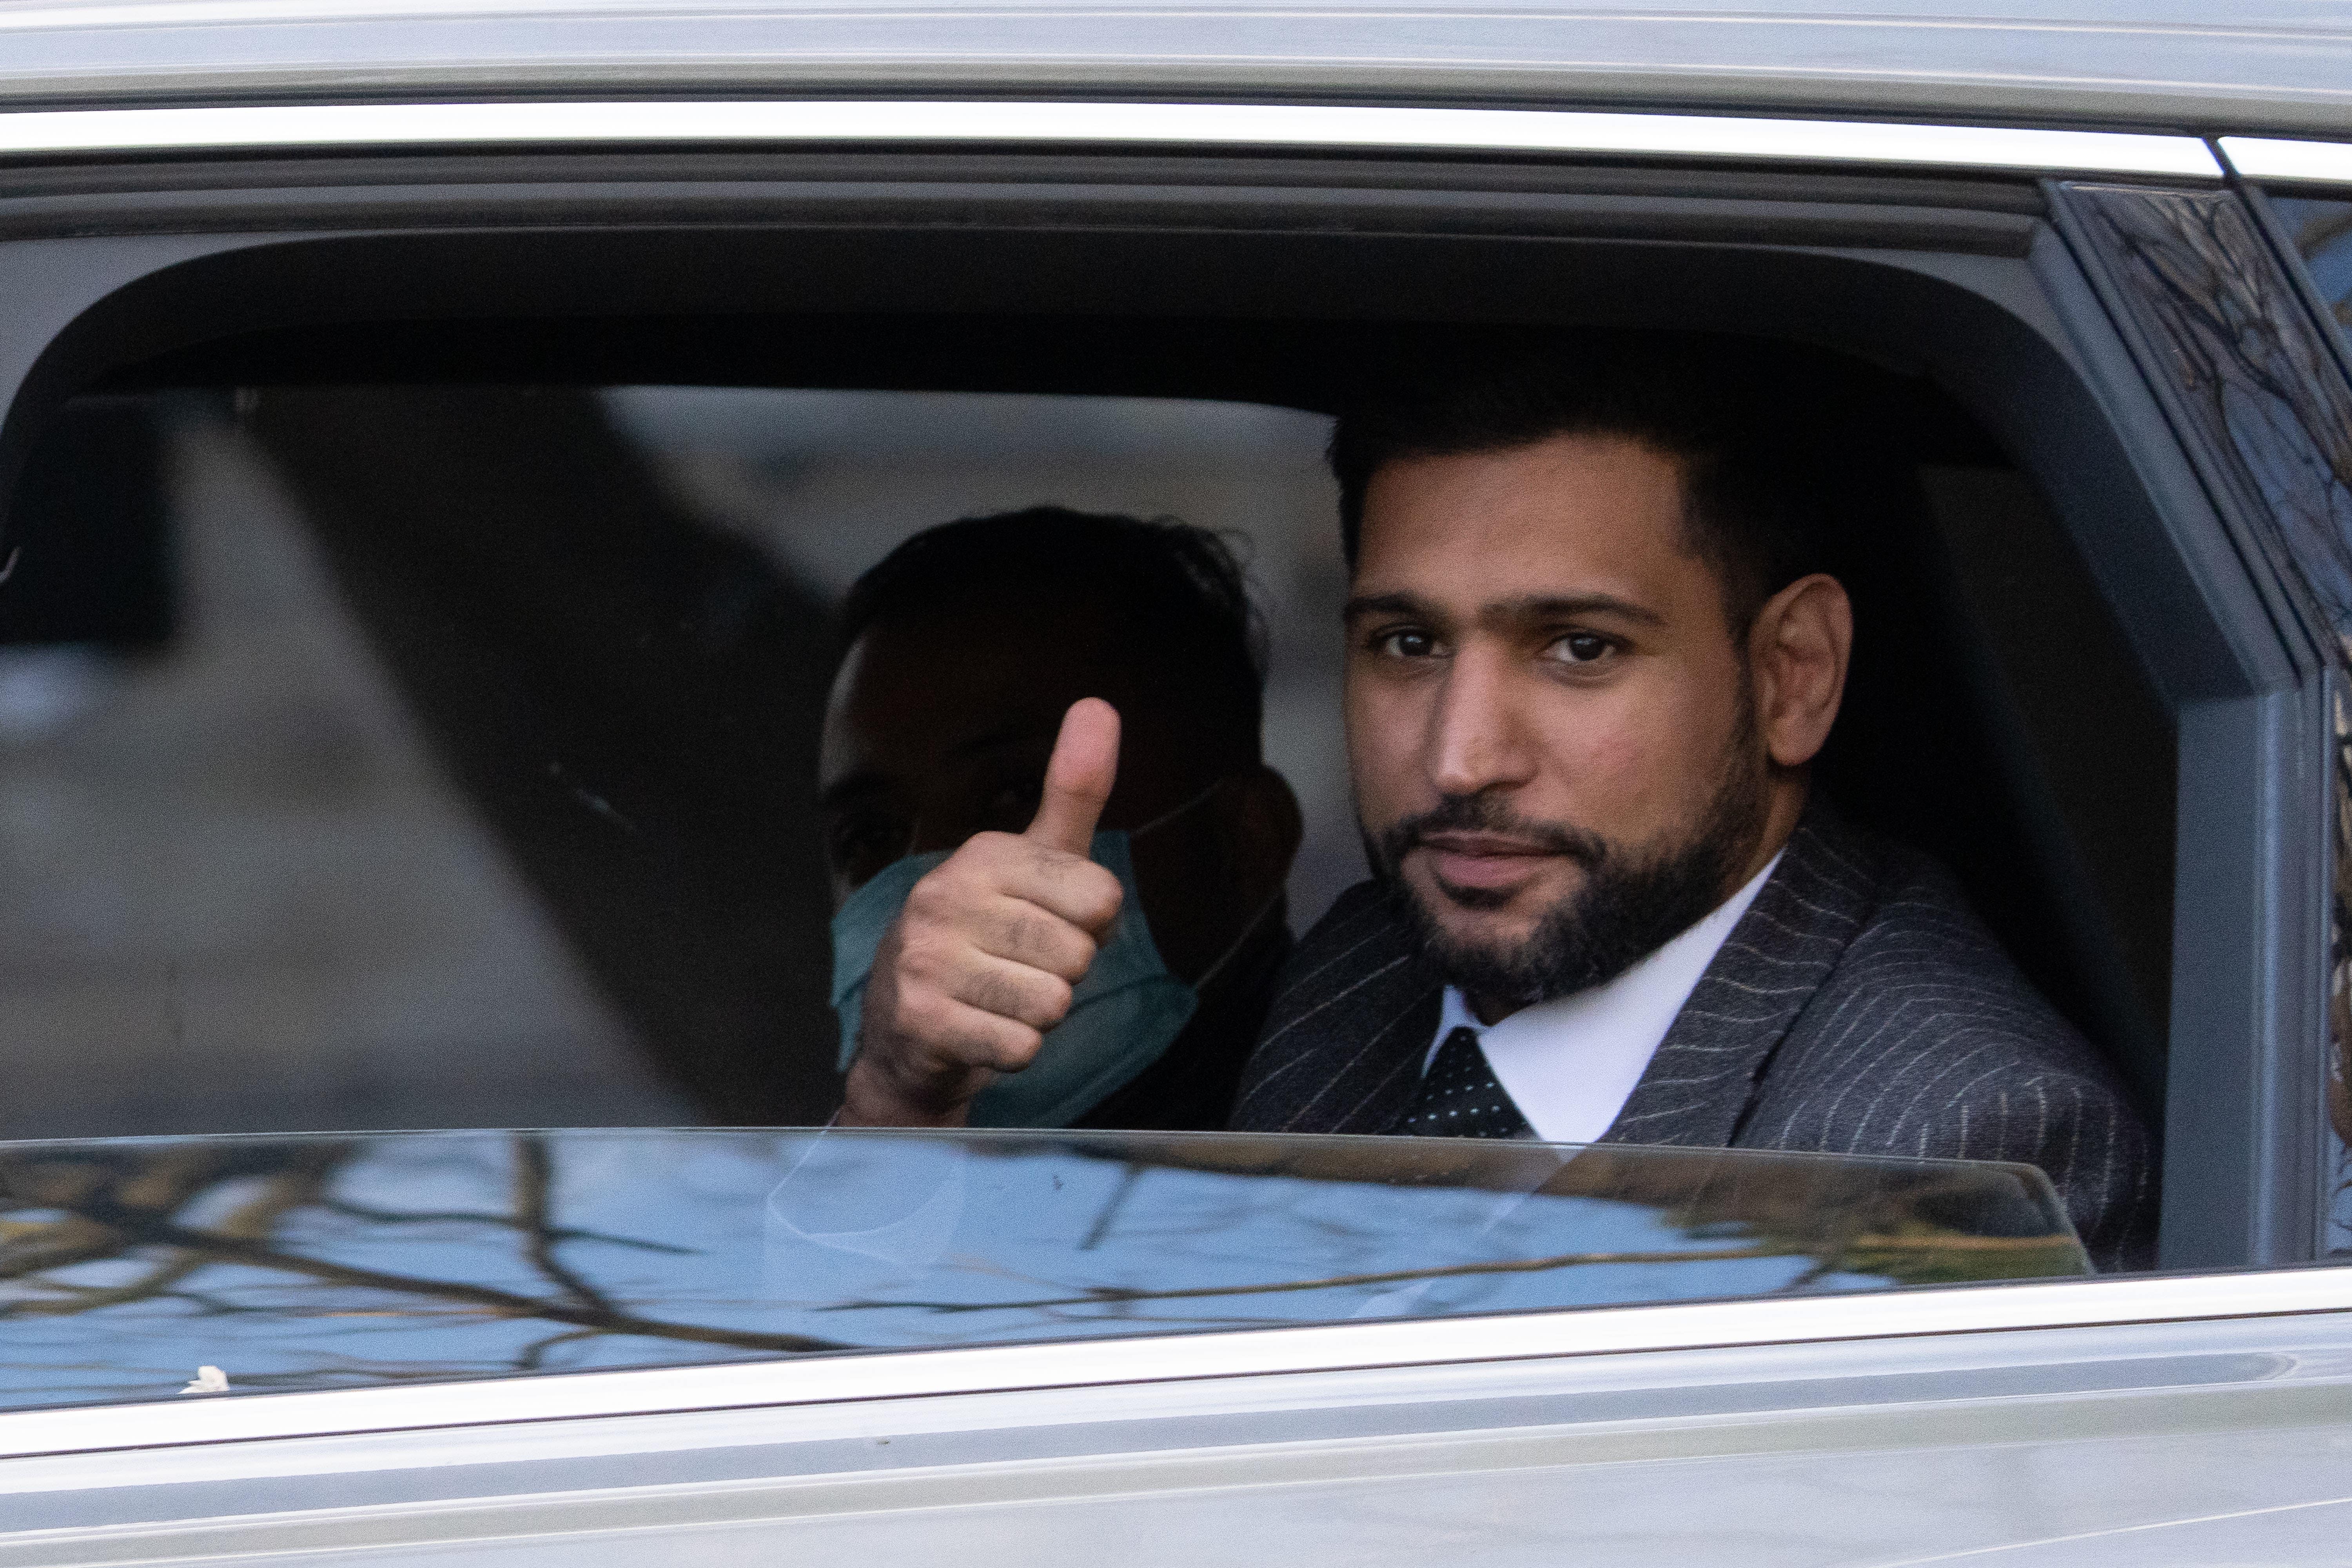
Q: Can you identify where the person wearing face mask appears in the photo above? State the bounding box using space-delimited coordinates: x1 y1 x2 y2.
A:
824 508 1303 1130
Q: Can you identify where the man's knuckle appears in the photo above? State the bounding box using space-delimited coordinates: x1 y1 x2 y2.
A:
1009 911 1074 965
1036 975 1075 1022
962 971 1011 1016
960 831 1022 870
1080 876 1123 925
895 934 949 983
1026 840 1086 878
897 992 945 1034
991 1024 1044 1070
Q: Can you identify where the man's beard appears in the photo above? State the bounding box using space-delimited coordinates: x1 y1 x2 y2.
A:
1368 728 1770 1011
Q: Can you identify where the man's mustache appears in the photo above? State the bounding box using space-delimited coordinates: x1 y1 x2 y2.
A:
1376 794 1608 870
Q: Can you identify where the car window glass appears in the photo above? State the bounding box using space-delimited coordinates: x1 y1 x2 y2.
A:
2270 193 2352 352
0 1127 2086 1413
0 358 2176 1283
2261 194 2352 1254
0 388 1352 1136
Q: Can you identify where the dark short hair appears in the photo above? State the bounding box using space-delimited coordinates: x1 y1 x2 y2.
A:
837 505 1267 765
1329 338 1842 632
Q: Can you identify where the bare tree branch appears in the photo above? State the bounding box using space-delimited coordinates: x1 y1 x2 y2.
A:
512 1134 617 1314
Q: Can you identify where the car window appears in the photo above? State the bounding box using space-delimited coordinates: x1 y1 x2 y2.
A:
0 1126 2085 1412
2269 193 2352 352
0 269 2201 1298
2258 191 2352 1255
0 387 1352 1136
0 374 2166 1146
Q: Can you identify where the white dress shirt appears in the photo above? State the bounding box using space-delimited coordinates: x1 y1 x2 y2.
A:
1424 851 1782 1145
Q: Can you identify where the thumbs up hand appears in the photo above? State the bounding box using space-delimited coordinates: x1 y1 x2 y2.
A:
839 699 1127 1127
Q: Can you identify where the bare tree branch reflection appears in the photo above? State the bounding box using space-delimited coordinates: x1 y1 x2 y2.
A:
0 1129 2086 1407
835 1233 2077 1316
0 1138 848 1367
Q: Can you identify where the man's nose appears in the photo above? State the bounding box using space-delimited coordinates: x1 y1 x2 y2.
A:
1428 645 1538 797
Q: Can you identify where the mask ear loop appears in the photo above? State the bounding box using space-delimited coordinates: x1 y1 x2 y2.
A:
1127 773 1233 840
1125 772 1292 995
1187 878 1287 998
1124 772 1284 995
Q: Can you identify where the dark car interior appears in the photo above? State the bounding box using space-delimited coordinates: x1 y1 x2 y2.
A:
0 150 2299 1269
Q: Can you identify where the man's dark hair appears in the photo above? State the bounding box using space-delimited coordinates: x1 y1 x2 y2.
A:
838 505 1268 764
1329 337 1844 633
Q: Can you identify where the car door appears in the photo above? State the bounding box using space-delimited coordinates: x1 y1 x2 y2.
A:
0 97 2349 1564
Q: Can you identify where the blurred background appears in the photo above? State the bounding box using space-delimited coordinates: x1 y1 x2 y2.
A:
0 387 1356 1136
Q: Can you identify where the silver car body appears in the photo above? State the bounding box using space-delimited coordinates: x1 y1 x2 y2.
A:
2 0 2350 1560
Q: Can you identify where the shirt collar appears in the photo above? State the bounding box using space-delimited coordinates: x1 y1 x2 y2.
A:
1434 848 1784 1145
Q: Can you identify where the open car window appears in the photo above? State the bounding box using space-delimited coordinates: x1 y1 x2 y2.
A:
0 374 2170 1149
0 387 1351 1135
0 1127 2084 1412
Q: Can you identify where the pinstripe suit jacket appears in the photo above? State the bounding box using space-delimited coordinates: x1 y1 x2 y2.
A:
1229 809 2156 1269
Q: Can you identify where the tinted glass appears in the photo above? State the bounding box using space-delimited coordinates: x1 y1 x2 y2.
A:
0 1127 2085 1412
2271 193 2352 352
2266 193 2352 1253
0 388 1349 1135
0 379 2173 1145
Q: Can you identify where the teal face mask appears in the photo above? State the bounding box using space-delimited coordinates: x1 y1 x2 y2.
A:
830 827 1198 1128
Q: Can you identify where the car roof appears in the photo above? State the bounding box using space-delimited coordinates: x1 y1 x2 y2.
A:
0 0 2347 144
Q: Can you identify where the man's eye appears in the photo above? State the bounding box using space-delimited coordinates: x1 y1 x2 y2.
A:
1546 632 1615 666
827 817 909 871
1373 628 1441 659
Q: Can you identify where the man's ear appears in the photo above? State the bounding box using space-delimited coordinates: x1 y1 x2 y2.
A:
1748 573 1853 770
1220 765 1305 906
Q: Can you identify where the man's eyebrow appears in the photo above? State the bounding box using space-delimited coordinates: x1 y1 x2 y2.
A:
818 723 1054 809
1495 593 1666 627
1342 590 1666 627
1342 591 1436 621
817 772 887 811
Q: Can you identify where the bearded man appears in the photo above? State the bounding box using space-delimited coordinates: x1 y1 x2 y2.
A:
841 343 2152 1269
1227 345 2152 1269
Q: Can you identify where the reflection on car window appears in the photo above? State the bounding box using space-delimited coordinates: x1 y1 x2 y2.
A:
2271 194 2352 350
0 1127 2085 1412
2267 194 2352 1254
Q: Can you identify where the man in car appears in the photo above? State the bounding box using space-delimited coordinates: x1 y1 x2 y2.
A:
842 350 2151 1268
826 506 1302 1130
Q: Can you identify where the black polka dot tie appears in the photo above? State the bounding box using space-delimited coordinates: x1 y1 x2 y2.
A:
1392 1025 1532 1139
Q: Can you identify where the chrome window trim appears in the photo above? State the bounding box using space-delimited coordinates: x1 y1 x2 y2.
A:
0 100 2225 179
0 1266 2344 1461
2221 136 2352 187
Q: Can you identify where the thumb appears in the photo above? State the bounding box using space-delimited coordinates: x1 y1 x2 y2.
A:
1025 698 1120 857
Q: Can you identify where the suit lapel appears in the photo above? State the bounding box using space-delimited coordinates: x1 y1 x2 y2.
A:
1229 885 1443 1134
1600 811 1882 1149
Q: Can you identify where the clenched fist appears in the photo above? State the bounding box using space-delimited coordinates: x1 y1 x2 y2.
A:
838 698 1125 1126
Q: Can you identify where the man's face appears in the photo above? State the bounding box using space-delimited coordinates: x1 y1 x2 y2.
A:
1345 432 1774 1011
817 599 1258 984
821 603 1177 903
